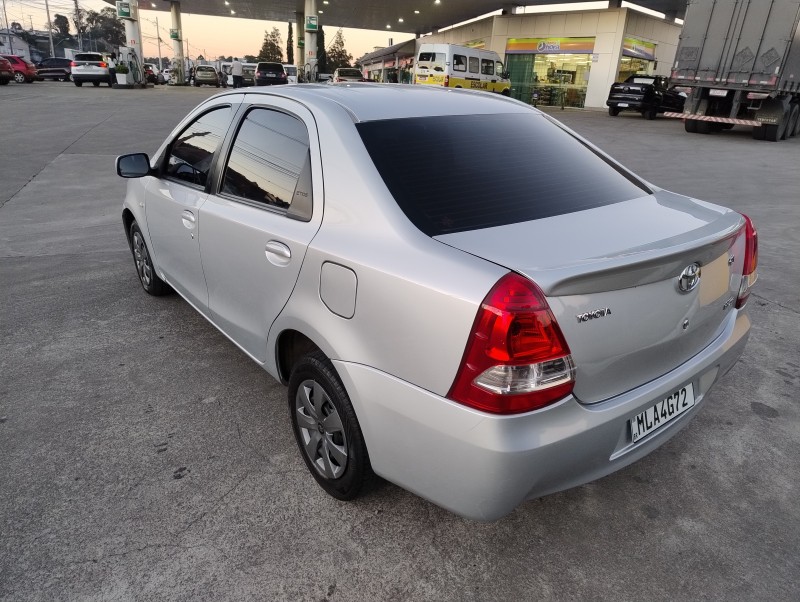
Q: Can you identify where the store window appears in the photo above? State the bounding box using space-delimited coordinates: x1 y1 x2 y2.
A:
617 37 657 81
505 37 594 108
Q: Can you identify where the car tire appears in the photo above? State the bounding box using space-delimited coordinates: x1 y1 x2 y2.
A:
643 107 657 120
129 221 171 296
13 72 25 83
608 107 620 117
92 81 100 87
215 83 220 88
696 120 713 134
194 81 200 87
684 119 698 133
74 81 83 87
288 350 373 501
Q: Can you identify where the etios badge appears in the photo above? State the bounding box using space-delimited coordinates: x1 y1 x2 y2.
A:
678 263 701 293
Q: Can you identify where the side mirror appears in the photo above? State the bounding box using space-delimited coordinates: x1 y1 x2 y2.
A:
116 153 151 178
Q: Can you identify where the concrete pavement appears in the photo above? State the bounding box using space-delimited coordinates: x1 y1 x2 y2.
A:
1 82 798 601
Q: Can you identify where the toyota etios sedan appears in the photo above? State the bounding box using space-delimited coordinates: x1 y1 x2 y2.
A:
116 84 756 521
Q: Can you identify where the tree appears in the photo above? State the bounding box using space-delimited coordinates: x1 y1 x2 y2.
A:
286 21 294 65
52 14 70 36
243 54 258 63
326 28 352 71
258 27 283 62
84 8 125 50
316 26 327 73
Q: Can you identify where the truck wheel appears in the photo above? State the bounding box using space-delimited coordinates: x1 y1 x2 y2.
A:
684 119 698 133
752 126 766 140
608 107 620 117
696 121 713 134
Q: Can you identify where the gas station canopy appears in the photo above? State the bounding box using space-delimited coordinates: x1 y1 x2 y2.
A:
112 1 688 34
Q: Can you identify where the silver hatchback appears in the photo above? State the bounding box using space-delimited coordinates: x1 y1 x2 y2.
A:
116 85 756 520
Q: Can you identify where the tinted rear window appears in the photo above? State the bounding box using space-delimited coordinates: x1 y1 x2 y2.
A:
356 113 649 236
75 54 102 61
258 63 283 72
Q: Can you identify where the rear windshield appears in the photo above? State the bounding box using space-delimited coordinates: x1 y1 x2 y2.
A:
356 113 649 236
284 66 297 76
418 52 446 68
337 68 362 77
197 66 214 72
258 63 283 72
75 53 102 61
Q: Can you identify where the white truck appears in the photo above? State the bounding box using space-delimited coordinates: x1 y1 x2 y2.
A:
667 0 800 141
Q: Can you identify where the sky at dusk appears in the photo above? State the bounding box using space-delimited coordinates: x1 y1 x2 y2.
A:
5 0 415 61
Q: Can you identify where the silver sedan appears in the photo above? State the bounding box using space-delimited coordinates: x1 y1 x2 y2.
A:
116 84 757 521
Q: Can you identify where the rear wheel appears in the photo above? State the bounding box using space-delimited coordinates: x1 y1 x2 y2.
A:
696 120 713 134
608 106 620 116
129 221 171 296
74 80 83 87
782 106 798 138
684 119 698 133
752 125 766 140
92 81 100 87
288 350 372 501
13 72 24 83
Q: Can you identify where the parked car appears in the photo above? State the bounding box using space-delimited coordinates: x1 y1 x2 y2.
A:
162 68 172 83
0 54 37 83
71 52 111 87
115 85 756 521
606 75 686 119
36 57 72 81
142 63 158 84
0 56 13 85
331 67 367 83
242 64 255 87
193 65 220 87
253 62 286 86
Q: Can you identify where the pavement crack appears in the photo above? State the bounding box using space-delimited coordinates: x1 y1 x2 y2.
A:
751 293 799 316
173 471 252 537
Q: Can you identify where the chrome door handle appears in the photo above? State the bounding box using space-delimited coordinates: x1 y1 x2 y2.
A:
181 210 196 229
265 240 291 266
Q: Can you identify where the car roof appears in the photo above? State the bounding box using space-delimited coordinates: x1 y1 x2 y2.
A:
211 83 530 122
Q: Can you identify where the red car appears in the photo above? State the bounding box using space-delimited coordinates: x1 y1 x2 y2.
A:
0 54 37 83
0 56 13 85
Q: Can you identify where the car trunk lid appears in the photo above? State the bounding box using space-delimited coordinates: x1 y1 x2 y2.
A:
435 191 746 403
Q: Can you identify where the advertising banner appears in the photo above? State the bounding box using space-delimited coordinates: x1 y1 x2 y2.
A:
506 37 595 54
622 37 656 60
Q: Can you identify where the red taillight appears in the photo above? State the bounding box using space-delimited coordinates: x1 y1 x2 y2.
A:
444 75 449 87
736 214 758 309
99 62 108 68
447 273 575 414
70 61 77 67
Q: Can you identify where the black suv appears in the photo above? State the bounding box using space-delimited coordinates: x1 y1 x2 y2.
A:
254 62 287 86
36 57 72 81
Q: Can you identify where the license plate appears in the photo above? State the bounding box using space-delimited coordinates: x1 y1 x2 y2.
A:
709 89 728 97
630 383 695 443
618 103 629 107
266 73 275 77
418 75 427 81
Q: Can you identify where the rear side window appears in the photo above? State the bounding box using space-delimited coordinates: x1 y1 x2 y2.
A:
468 57 479 74
166 106 231 188
222 108 311 215
453 55 467 72
356 113 649 236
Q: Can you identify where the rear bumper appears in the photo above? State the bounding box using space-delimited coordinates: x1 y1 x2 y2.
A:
607 98 648 111
334 311 750 521
73 73 109 83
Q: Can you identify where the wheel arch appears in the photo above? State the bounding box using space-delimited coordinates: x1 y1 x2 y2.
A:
122 208 136 247
275 329 324 385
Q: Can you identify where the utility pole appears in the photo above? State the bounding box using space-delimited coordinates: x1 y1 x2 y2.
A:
44 0 55 57
1 0 14 55
155 15 162 70
73 0 82 51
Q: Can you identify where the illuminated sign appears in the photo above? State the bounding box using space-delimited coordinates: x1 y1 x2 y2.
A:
506 37 596 54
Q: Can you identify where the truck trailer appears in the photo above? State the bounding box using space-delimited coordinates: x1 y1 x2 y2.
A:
667 0 800 141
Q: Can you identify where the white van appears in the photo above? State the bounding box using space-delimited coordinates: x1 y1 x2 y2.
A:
415 43 510 95
283 64 298 84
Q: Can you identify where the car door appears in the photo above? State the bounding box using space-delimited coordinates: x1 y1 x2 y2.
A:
145 102 238 310
198 98 323 362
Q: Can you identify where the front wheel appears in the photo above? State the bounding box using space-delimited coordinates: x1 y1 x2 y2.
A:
74 80 83 87
288 350 372 501
608 106 620 116
129 221 171 296
13 72 25 83
92 81 100 87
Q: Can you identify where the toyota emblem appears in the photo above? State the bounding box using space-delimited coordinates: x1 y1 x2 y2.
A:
678 263 701 293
